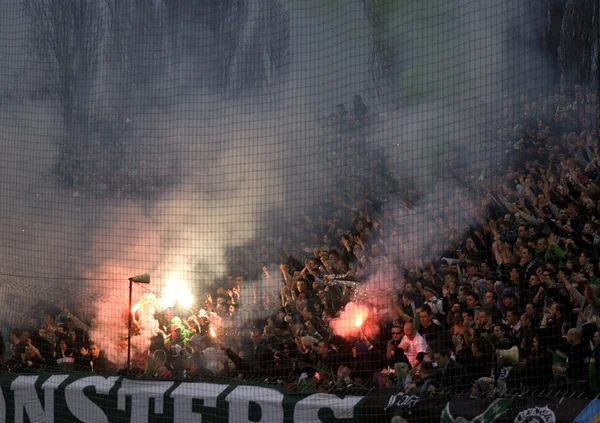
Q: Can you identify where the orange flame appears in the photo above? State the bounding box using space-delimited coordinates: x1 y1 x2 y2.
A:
209 327 216 338
330 303 370 338
355 316 364 328
355 307 367 328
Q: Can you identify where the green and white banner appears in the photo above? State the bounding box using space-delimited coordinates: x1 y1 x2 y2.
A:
0 373 594 422
0 372 366 423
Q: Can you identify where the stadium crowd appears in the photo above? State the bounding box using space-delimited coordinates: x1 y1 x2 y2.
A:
2 87 600 399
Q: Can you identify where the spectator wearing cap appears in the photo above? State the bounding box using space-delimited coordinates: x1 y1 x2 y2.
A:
165 324 186 350
422 286 444 318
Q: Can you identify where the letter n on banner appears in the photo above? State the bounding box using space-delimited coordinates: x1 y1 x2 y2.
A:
11 375 68 423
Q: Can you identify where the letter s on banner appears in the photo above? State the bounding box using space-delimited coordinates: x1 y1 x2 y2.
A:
225 386 284 423
170 383 229 423
293 393 363 423
65 376 119 423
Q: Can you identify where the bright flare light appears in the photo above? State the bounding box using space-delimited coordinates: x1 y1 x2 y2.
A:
161 274 194 310
179 293 194 309
354 308 367 328
355 316 364 328
209 327 216 338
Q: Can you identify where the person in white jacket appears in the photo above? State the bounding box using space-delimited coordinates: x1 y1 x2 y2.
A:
399 322 427 370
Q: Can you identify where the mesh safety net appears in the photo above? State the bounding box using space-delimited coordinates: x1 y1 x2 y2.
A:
0 0 599 422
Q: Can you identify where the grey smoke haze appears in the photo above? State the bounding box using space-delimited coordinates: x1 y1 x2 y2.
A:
0 0 552 332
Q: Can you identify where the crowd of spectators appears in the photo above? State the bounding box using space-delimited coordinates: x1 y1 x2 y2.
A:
2 87 600 399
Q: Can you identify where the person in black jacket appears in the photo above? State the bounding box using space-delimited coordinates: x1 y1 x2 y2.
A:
431 341 470 392
418 306 443 343
347 340 376 384
272 342 298 381
521 334 553 388
591 330 600 392
540 302 566 351
457 338 494 382
553 328 589 382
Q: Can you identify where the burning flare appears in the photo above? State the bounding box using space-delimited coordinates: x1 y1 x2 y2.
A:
161 273 194 309
355 315 364 328
330 302 369 338
354 306 368 329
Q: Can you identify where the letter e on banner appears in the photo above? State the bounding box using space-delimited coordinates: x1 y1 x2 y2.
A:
225 386 284 423
293 393 362 422
65 376 119 423
170 383 228 423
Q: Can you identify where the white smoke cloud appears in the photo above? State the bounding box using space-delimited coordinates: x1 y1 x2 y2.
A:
0 0 553 358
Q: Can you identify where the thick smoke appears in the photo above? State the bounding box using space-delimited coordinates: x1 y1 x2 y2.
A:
0 0 553 353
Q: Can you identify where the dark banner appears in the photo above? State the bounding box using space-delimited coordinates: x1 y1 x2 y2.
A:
0 373 595 422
